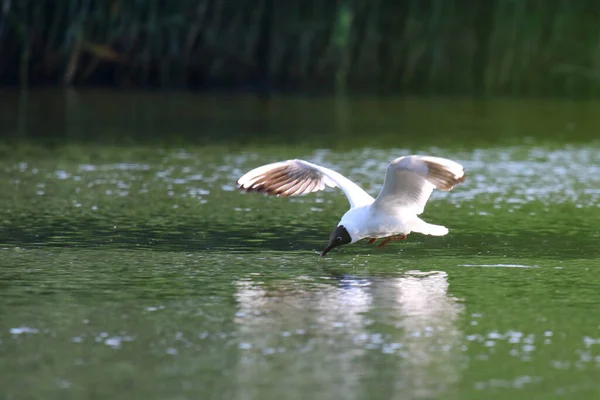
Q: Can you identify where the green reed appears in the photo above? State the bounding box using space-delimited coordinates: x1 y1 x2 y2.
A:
0 0 599 97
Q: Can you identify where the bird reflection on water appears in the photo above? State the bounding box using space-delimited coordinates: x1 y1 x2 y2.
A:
232 270 464 399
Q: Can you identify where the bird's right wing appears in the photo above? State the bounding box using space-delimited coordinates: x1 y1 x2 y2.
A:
237 159 375 208
372 155 466 215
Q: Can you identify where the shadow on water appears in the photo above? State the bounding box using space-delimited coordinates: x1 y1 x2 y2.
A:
2 89 600 149
1 219 598 260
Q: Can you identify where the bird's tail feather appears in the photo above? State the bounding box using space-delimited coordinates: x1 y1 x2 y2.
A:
410 219 449 236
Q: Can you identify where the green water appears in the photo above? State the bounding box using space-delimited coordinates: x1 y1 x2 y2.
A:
1 90 600 399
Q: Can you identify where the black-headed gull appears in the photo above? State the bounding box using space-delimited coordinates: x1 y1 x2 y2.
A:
237 155 466 256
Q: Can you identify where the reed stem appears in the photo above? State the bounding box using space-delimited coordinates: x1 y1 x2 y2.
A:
0 0 599 97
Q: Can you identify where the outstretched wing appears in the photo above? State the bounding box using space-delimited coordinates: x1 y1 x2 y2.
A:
372 155 466 215
237 159 374 208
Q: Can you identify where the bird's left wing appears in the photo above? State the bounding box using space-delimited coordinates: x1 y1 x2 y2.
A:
237 159 374 208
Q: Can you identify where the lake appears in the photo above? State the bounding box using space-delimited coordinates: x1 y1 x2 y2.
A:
1 89 600 399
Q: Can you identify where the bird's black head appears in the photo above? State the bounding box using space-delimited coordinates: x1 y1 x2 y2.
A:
321 225 352 256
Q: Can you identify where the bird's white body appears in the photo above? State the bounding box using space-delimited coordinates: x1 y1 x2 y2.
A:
339 205 447 244
237 154 466 254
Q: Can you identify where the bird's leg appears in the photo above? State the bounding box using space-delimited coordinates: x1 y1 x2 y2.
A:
377 237 393 248
377 234 407 248
367 238 377 244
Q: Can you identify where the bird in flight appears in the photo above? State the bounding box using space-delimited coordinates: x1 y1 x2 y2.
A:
237 155 466 256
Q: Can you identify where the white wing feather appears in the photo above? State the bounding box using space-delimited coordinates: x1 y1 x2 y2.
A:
237 159 374 208
372 155 466 215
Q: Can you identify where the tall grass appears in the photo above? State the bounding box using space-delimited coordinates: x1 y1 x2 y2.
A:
1 0 600 97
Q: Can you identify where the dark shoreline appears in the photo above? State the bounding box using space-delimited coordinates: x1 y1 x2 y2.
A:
2 0 600 98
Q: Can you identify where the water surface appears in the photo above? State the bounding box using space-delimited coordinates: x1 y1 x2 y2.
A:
1 90 600 399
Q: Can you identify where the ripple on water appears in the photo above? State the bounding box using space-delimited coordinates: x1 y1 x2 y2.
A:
10 327 39 335
459 264 540 269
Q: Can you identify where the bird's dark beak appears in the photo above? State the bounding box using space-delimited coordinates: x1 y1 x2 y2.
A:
321 245 334 257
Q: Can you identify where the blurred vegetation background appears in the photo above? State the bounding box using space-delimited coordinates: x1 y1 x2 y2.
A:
1 0 600 97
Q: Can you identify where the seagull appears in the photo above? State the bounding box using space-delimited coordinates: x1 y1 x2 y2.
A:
236 155 466 256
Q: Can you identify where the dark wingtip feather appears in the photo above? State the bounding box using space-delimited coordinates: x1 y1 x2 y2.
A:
425 161 467 191
236 161 329 198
